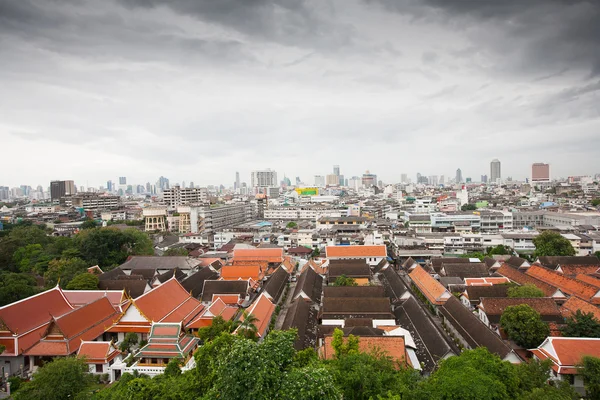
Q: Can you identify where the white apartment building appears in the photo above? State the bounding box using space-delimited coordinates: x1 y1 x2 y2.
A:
251 170 278 188
501 233 538 253
479 210 513 233
430 212 481 231
263 207 343 220
162 186 208 207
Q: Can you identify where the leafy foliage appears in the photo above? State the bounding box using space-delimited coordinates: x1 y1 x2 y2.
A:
163 248 189 256
532 231 576 257
119 332 139 353
44 257 88 288
461 203 477 211
333 274 358 286
579 356 600 399
0 273 40 306
196 316 236 342
507 284 545 298
331 327 359 358
500 304 550 348
286 221 298 228
562 310 600 338
66 272 99 290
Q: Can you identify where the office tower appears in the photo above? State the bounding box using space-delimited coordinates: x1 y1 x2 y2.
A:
333 165 340 176
490 159 501 183
338 174 345 187
295 176 301 185
401 173 408 184
416 173 422 183
362 171 377 187
481 175 488 183
314 175 325 187
455 168 462 183
189 181 194 189
106 180 113 192
532 163 550 182
429 175 438 186
439 175 445 185
326 174 340 186
235 172 240 190
119 177 127 185
0 186 9 200
182 181 186 190
251 169 278 188
50 180 75 201
157 176 170 192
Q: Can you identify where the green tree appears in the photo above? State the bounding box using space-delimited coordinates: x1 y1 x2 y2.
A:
14 357 94 400
591 199 600 207
0 273 40 306
80 219 98 229
333 274 358 287
44 257 88 288
74 227 153 268
119 332 139 353
163 248 188 256
331 328 359 358
235 311 259 340
163 358 182 377
461 203 477 211
0 343 5 354
311 247 320 258
579 356 600 399
500 304 549 348
12 244 51 274
487 245 511 256
507 284 545 298
533 231 575 257
562 310 600 338
196 315 235 342
280 365 342 400
286 221 298 229
66 272 99 290
195 332 238 392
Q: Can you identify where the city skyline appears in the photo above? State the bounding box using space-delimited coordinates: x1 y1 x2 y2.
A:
1 1 599 187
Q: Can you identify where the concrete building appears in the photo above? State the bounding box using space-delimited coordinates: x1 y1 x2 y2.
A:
362 171 377 187
198 203 254 235
532 163 550 183
314 175 326 187
143 207 167 231
163 186 208 207
251 169 278 189
63 193 120 210
490 159 501 183
326 174 340 186
455 169 462 183
479 210 513 233
50 180 75 202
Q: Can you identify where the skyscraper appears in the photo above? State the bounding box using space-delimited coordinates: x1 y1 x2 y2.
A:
362 171 377 187
333 165 340 176
481 175 488 183
106 180 113 192
251 169 278 188
490 159 501 183
235 172 240 191
532 163 550 182
50 180 75 201
314 175 325 187
455 168 463 183
119 177 127 185
400 173 408 184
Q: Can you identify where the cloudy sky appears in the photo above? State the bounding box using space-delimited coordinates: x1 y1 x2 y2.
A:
1 0 599 188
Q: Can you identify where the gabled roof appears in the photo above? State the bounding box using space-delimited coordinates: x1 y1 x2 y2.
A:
154 268 187 284
537 256 600 270
287 246 312 255
483 257 501 269
98 279 148 299
439 296 514 360
505 256 530 269
464 285 510 304
464 277 511 286
379 265 409 300
282 299 316 350
560 296 600 321
136 322 199 360
409 265 451 305
328 260 371 280
496 264 559 297
557 265 600 276
262 266 290 303
77 341 120 363
323 286 386 298
201 280 249 303
292 265 323 303
119 256 200 271
220 265 262 281
232 248 284 264
135 277 204 323
526 265 600 303
530 337 600 374
62 290 125 309
237 293 275 338
321 336 408 368
478 297 562 324
181 267 219 298
186 298 238 330
575 274 600 289
442 263 489 279
325 245 387 258
320 297 393 319
402 257 418 269
0 286 73 335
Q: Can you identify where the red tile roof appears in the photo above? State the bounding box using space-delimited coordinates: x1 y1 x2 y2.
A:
136 322 199 361
220 265 262 281
62 290 125 309
325 245 387 258
478 298 562 319
236 293 275 338
77 341 120 363
497 264 559 297
233 248 284 264
409 265 451 305
135 277 204 323
526 265 600 303
321 336 408 368
558 265 600 276
530 337 600 374
559 296 600 321
575 274 600 289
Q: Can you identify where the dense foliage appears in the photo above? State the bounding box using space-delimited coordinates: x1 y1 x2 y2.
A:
17 333 585 400
333 274 358 286
507 284 545 298
532 231 576 257
0 222 154 305
562 310 600 338
500 304 550 348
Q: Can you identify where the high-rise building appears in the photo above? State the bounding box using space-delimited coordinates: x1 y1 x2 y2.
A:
490 159 501 183
362 171 377 187
163 186 208 207
333 165 340 176
106 180 113 192
157 176 170 192
439 175 445 186
429 175 438 186
235 172 240 191
0 186 9 200
338 174 345 187
326 174 340 186
455 169 463 183
481 175 488 183
251 169 278 188
401 173 408 184
532 163 550 182
119 177 127 185
50 180 75 201
314 175 325 187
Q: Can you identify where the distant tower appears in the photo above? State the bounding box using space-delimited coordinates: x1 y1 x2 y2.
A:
333 165 340 176
490 159 501 183
235 171 240 191
455 168 463 183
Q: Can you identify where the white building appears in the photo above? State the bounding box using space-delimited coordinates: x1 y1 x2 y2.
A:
251 169 278 189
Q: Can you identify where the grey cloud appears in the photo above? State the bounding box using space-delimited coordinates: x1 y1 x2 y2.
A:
421 51 438 64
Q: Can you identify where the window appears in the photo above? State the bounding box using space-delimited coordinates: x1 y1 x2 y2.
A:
95 364 103 373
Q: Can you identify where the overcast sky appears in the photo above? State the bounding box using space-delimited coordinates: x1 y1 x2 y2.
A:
1 0 599 188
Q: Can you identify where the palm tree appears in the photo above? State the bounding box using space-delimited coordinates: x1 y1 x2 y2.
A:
235 310 259 340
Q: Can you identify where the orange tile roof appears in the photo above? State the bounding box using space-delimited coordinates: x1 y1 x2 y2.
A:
531 337 600 374
560 296 600 321
237 293 275 338
233 248 284 263
464 277 511 286
558 265 600 276
497 264 559 297
575 274 600 289
325 245 387 258
135 277 204 323
77 341 120 363
220 265 262 281
409 265 451 305
526 265 600 303
212 294 241 305
321 336 408 368
63 290 125 309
